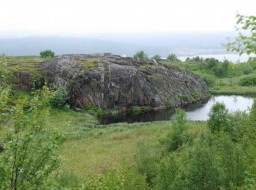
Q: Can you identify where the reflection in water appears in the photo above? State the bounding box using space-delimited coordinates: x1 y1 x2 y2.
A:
100 110 175 124
186 95 254 121
100 95 254 124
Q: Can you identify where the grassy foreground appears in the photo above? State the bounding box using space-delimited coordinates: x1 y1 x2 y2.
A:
47 109 205 178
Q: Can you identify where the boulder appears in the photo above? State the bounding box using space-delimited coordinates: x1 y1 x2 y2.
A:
42 54 209 110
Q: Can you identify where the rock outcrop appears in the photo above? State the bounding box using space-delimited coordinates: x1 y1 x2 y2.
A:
41 54 209 111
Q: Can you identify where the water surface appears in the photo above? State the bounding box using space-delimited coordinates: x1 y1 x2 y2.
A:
178 53 250 63
100 95 254 124
186 95 254 121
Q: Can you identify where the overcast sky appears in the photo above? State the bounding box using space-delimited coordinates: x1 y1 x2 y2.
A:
0 0 255 37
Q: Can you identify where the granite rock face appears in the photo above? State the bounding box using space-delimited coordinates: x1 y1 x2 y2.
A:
41 54 209 110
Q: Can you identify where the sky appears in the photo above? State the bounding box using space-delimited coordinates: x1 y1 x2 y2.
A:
0 0 255 37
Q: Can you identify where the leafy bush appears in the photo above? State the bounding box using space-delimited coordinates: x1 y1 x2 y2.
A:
200 73 216 87
239 75 256 86
243 66 254 75
205 57 219 69
185 141 224 190
154 154 181 190
191 92 201 101
249 99 256 125
40 50 55 58
212 61 229 77
164 98 172 107
0 86 62 190
152 54 161 62
50 86 68 107
133 50 148 62
135 141 160 184
208 103 231 133
83 104 104 118
167 53 180 62
166 109 192 151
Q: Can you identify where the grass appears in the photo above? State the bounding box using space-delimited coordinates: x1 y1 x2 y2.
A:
44 108 207 179
159 59 256 95
78 57 103 70
59 121 168 177
209 76 256 95
210 85 256 95
41 107 206 179
6 56 48 75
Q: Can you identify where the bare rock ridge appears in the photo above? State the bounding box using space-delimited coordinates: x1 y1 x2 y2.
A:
41 54 209 110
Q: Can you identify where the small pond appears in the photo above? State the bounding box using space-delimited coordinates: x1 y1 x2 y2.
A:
100 95 255 124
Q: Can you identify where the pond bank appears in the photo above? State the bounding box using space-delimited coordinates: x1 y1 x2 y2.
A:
100 95 255 124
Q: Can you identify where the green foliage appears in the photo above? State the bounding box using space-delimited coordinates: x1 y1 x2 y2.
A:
243 66 254 74
0 59 62 189
164 98 172 107
208 102 231 133
191 92 201 101
0 58 11 124
0 86 62 190
0 57 11 88
81 167 148 190
154 154 181 190
83 104 104 118
133 51 148 62
81 168 125 189
166 109 191 151
200 73 216 87
249 99 256 124
151 54 161 62
215 133 247 187
185 140 224 190
167 53 180 62
205 57 219 69
212 60 230 77
239 74 256 86
40 49 55 58
226 14 256 55
50 86 69 107
135 141 159 184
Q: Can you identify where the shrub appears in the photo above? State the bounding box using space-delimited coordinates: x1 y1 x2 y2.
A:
243 66 254 75
167 53 180 62
185 142 224 190
152 54 161 62
200 74 216 87
40 50 55 58
133 51 148 62
83 105 104 118
166 109 191 151
239 75 256 86
154 154 180 190
135 141 159 184
208 103 231 133
0 86 62 190
191 92 201 101
50 86 68 107
249 99 256 125
164 98 172 107
205 57 219 70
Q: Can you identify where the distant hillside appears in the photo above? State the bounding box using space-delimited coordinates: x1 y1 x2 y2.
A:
0 32 235 56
